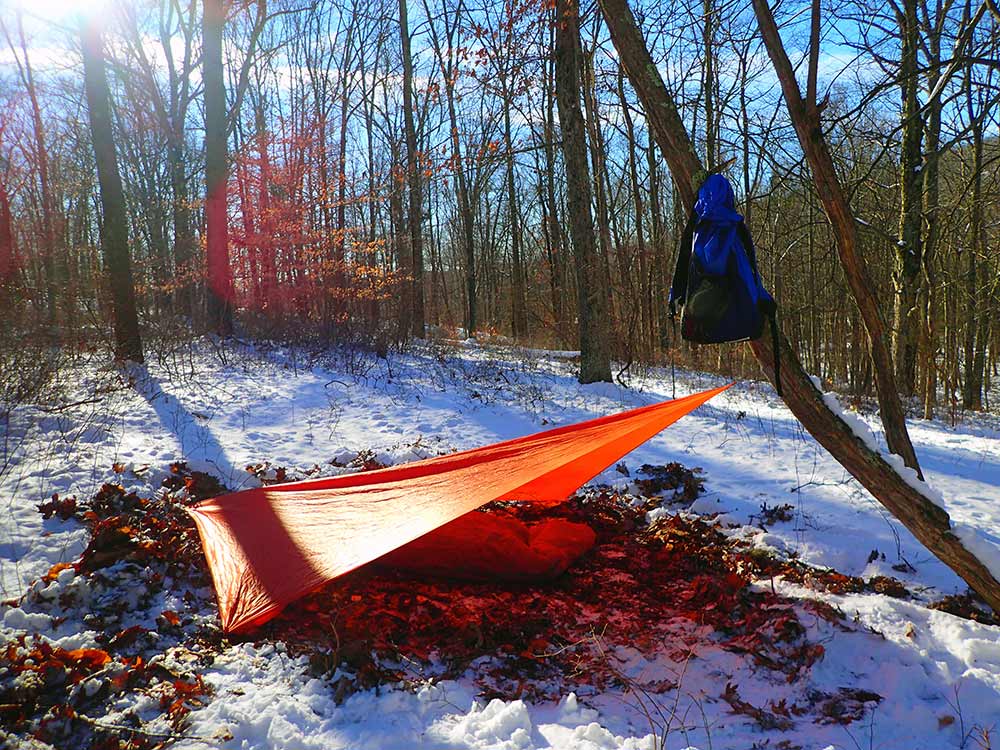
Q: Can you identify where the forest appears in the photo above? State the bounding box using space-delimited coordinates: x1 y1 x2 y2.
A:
1 0 996 414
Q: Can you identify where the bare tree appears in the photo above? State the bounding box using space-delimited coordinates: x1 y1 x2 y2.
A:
555 0 611 383
81 15 143 363
204 0 234 335
423 0 479 335
400 0 425 338
1 13 60 325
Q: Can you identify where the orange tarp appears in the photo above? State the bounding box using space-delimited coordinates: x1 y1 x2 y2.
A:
188 384 731 633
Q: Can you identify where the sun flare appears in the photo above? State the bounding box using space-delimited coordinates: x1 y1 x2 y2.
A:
9 0 112 26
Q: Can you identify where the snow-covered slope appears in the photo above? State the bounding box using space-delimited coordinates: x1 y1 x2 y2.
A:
3 340 999 749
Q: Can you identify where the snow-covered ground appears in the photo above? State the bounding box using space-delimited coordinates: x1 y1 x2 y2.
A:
2 339 999 749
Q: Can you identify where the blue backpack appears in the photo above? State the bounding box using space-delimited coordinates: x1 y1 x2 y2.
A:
669 176 781 392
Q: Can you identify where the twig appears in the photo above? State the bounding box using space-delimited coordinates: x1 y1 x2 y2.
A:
37 396 108 414
75 713 216 746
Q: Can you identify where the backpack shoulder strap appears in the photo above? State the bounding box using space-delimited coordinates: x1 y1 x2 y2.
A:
737 222 763 286
669 211 698 316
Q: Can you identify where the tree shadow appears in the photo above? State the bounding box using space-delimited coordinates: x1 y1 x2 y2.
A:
130 363 324 632
130 363 244 487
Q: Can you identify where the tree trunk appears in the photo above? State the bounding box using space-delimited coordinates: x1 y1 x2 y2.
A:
203 0 234 335
617 68 651 358
750 329 1000 613
422 0 477 336
503 106 528 339
358 41 381 334
543 31 567 344
81 17 143 363
580 47 616 315
555 0 611 384
399 0 425 339
893 0 922 396
168 138 195 318
599 0 1000 614
749 0 922 476
962 117 987 410
389 137 410 343
333 20 355 325
0 163 16 290
702 0 716 170
148 0 198 321
594 1 706 211
919 18 943 420
254 107 277 312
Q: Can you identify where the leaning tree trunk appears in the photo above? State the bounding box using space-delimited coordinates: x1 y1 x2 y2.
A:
598 0 1000 613
750 0 922 476
554 0 612 384
81 16 143 363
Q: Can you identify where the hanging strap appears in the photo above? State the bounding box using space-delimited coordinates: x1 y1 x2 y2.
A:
667 212 697 402
770 311 782 398
669 211 698 310
670 315 677 400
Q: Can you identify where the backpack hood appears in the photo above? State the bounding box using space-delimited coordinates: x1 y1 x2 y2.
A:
694 174 742 224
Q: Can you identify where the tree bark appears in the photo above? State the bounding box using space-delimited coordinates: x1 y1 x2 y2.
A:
203 0 234 336
751 329 1000 613
555 0 612 384
81 17 143 363
595 0 706 210
0 161 16 290
893 0 922 397
599 0 1000 613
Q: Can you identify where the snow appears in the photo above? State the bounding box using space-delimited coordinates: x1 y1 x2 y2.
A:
3 340 1000 749
812 374 954 510
177 659 663 750
954 522 1000 585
